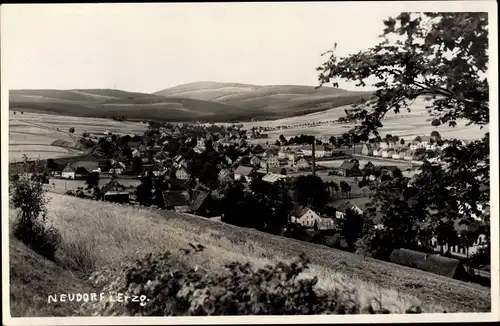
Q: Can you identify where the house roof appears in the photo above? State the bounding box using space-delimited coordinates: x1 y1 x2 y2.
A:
292 205 313 218
62 164 75 172
102 179 126 193
339 161 358 170
234 165 253 176
74 161 98 172
262 173 287 183
389 248 466 279
189 190 209 212
163 190 191 207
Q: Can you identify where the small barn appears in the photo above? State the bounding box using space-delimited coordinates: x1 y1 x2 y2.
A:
104 191 130 204
389 248 468 280
61 164 76 179
338 161 363 177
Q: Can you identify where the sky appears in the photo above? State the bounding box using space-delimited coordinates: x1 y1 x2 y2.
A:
1 2 493 93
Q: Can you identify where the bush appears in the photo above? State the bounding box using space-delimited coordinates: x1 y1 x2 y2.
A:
10 173 62 260
81 249 423 316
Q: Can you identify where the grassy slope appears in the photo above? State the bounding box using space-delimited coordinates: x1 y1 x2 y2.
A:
9 238 92 317
157 81 373 119
8 193 490 316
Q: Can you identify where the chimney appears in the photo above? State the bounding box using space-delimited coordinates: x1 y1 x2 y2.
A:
312 138 316 177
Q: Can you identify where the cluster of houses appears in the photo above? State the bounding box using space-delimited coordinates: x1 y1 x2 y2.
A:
360 135 452 162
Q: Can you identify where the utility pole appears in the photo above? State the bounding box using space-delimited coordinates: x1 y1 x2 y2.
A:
312 137 316 177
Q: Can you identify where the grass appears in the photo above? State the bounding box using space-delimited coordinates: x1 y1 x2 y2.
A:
8 192 491 316
243 97 489 144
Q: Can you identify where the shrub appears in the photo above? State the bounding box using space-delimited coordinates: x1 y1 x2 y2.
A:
10 173 62 260
81 250 423 316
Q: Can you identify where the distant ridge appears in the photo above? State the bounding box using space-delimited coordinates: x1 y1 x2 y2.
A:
10 82 371 122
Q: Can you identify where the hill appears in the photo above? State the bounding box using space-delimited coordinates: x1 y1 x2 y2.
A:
9 89 249 122
8 193 490 316
155 81 372 119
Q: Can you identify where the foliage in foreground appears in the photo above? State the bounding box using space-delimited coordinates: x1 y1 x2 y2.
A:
10 161 62 260
81 249 424 316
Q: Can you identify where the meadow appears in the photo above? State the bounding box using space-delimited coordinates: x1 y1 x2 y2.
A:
8 111 148 163
243 97 489 144
8 193 491 316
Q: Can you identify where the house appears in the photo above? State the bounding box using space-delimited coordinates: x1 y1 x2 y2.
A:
291 206 322 229
337 161 363 177
218 168 232 184
162 190 191 213
361 143 373 156
404 150 415 161
295 158 310 170
250 156 261 167
389 248 468 281
132 149 141 158
196 138 206 151
61 164 76 179
372 147 382 157
225 155 234 165
98 159 111 173
278 149 289 159
104 191 130 204
381 148 395 158
261 172 288 183
234 165 253 182
110 162 126 175
392 148 407 160
288 152 299 163
175 168 190 180
265 155 280 169
315 217 336 231
189 190 210 215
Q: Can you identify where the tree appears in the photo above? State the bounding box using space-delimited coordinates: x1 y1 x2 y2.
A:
329 136 337 147
131 157 143 176
85 172 100 190
275 140 281 146
431 119 441 127
317 12 489 259
280 168 287 175
279 134 287 144
338 208 365 252
400 138 405 145
69 127 75 133
292 175 329 210
430 130 442 140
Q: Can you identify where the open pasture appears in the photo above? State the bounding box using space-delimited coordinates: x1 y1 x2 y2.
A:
244 97 489 143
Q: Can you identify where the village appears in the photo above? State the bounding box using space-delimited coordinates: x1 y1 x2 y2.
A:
10 120 489 283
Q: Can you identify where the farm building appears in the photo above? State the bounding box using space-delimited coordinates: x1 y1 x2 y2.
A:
104 191 130 204
361 143 374 156
218 168 232 184
291 206 322 229
389 248 468 281
372 147 382 156
162 190 191 213
337 161 363 177
234 165 253 182
61 164 76 179
262 155 280 168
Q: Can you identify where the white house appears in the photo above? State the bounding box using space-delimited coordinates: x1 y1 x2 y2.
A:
61 164 76 179
250 156 261 167
291 207 322 229
132 149 141 158
372 148 382 157
295 158 310 170
175 168 190 180
234 165 253 182
382 148 395 158
110 162 126 175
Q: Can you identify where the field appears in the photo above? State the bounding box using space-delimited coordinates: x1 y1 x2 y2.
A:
8 193 491 316
8 111 148 163
10 85 370 122
243 97 489 144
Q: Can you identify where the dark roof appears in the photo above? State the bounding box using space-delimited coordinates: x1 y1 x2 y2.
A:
62 164 75 172
98 159 110 167
102 179 126 193
292 205 311 218
189 190 209 212
73 161 97 172
163 190 191 207
339 161 358 170
234 165 253 176
128 141 141 148
389 248 467 279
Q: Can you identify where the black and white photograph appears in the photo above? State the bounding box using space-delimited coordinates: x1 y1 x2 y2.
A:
1 1 498 324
